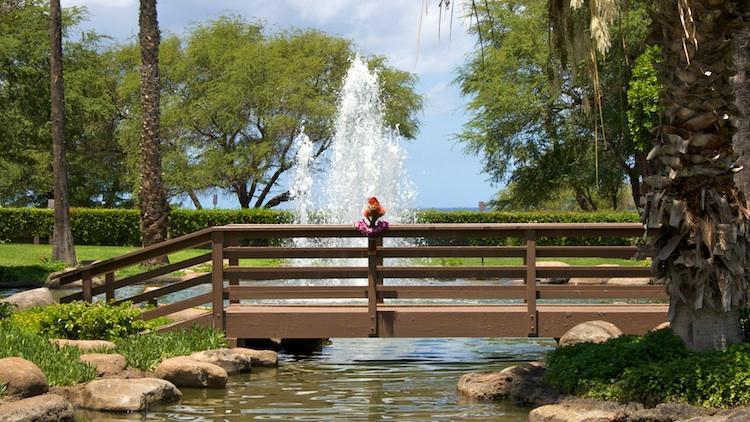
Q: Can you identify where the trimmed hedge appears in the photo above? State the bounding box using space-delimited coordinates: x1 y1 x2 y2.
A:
0 207 639 246
0 208 293 246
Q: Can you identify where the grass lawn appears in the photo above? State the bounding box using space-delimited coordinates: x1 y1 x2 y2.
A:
0 243 281 284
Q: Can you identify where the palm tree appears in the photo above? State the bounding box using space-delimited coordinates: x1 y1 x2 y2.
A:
49 0 76 265
138 0 169 257
468 0 749 350
642 0 748 351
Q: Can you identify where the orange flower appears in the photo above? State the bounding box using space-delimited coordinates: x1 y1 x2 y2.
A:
363 196 386 222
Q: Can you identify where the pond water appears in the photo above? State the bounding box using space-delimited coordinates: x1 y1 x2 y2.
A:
76 337 554 421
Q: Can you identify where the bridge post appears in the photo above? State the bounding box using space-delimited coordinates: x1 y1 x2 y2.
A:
525 230 538 336
367 237 383 337
105 272 115 302
82 270 92 303
227 237 240 304
211 230 225 330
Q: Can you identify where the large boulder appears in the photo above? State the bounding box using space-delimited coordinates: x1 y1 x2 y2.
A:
80 353 127 376
606 277 651 286
189 349 252 375
51 339 116 352
230 348 279 367
537 261 570 284
529 400 631 422
0 357 48 398
154 356 227 388
559 321 622 347
456 362 561 406
0 288 55 311
0 393 74 422
80 378 181 412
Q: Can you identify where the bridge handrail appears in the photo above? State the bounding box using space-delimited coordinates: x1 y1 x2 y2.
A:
55 223 658 337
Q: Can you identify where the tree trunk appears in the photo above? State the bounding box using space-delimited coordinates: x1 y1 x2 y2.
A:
644 0 748 350
138 0 168 262
732 26 750 203
670 302 741 351
187 188 203 210
49 0 76 265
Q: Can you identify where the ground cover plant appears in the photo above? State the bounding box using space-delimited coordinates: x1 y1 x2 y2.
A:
0 321 97 386
545 329 750 408
114 326 226 371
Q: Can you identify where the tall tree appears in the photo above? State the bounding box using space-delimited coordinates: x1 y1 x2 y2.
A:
642 0 748 351
49 0 76 264
138 0 168 251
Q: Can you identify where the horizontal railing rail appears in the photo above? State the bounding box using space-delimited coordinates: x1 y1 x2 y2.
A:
55 223 661 338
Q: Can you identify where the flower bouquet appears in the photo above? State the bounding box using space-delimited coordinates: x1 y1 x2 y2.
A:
356 197 389 236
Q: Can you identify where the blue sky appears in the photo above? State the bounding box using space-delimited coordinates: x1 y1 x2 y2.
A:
62 0 498 209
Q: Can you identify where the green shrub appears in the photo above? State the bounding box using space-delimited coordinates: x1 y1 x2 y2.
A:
0 207 293 246
0 262 66 284
34 301 147 340
0 302 15 319
115 326 226 371
0 321 97 386
8 306 46 333
545 329 750 408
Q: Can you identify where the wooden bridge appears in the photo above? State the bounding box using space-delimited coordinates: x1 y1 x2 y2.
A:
55 223 668 345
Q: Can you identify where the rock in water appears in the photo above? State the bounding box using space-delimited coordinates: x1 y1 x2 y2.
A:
559 321 622 347
154 356 227 388
456 362 561 406
0 288 55 311
81 378 181 412
0 393 74 422
79 353 127 376
230 348 279 367
0 357 48 398
189 349 252 374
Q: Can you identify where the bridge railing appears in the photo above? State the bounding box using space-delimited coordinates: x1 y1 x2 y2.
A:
54 223 663 337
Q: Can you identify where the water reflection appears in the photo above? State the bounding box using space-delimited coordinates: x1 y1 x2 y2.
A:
77 337 554 421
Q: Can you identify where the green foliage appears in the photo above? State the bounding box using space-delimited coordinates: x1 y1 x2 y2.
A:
627 45 664 153
458 0 653 211
9 306 46 334
34 301 147 341
0 321 97 386
0 207 292 245
546 329 750 408
0 302 15 319
115 326 226 371
0 262 67 284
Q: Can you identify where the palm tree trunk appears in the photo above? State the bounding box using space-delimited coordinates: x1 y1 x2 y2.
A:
138 0 168 261
644 0 748 351
49 0 76 265
732 26 750 203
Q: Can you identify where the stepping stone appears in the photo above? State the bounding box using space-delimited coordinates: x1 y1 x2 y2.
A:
154 356 227 388
0 357 48 398
80 353 127 376
81 378 181 412
51 339 116 352
230 348 279 367
189 349 252 374
0 393 74 422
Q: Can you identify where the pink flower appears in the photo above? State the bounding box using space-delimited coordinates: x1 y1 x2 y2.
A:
356 219 389 236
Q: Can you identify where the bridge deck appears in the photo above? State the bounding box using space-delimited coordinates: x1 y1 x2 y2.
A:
224 304 668 339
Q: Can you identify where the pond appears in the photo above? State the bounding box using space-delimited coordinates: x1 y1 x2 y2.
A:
76 337 555 421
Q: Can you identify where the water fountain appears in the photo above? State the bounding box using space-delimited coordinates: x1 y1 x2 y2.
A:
289 55 416 233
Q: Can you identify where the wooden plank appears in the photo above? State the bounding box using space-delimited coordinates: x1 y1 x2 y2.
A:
538 285 667 299
219 223 650 240
112 273 211 305
224 246 368 259
58 252 212 303
377 285 525 299
525 230 538 336
228 286 368 300
537 266 652 278
224 266 369 280
156 312 212 333
211 231 225 330
141 293 213 321
56 229 212 285
377 266 527 279
367 238 381 336
377 246 641 259
223 303 668 338
537 304 668 337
